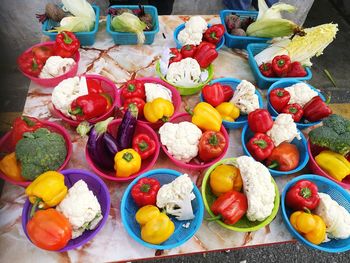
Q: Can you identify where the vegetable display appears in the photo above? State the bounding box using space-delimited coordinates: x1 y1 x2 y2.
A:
259 55 307 78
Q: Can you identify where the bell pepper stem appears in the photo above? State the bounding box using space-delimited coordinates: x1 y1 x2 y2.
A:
140 183 151 193
62 31 73 45
253 139 267 149
185 107 193 116
268 161 279 169
30 197 42 218
123 152 134 162
69 106 83 116
138 141 149 152
300 187 312 199
205 215 221 221
22 116 36 127
209 134 218 146
161 116 169 122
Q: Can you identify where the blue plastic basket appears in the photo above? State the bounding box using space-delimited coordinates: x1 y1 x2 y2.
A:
42 5 100 46
247 43 312 90
173 23 225 51
281 174 350 253
120 169 204 250
219 10 270 49
241 122 309 177
267 79 326 130
106 5 159 45
199 77 264 129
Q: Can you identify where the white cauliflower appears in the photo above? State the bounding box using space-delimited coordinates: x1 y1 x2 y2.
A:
51 76 88 118
56 180 103 239
159 121 202 162
285 82 318 107
230 80 260 114
236 156 276 222
145 83 172 102
266 113 301 146
314 193 350 240
39 56 75 79
156 174 196 221
166 58 202 87
178 16 208 45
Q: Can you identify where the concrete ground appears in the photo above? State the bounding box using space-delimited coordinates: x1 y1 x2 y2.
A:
0 0 349 262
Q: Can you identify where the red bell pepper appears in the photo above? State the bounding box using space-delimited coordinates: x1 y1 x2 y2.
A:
54 31 80 58
248 109 274 133
303 96 332 122
193 43 218 68
31 45 55 64
222 85 234 101
197 41 216 50
17 53 44 77
123 97 146 118
180 44 197 58
120 79 145 100
282 103 304 122
86 78 103 94
272 55 291 77
132 133 156 160
131 177 160 207
11 116 43 147
285 180 320 211
259 62 275 78
203 24 225 45
169 48 182 64
198 131 226 162
202 83 225 107
247 133 275 161
69 94 108 121
266 142 300 171
208 190 248 225
287 61 307 77
269 88 291 112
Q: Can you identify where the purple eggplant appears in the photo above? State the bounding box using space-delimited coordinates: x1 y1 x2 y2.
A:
117 103 138 150
103 132 119 156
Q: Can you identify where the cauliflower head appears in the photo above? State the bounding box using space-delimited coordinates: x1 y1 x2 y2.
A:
178 16 208 45
39 56 75 79
166 58 202 87
285 82 318 107
145 83 172 102
230 80 259 114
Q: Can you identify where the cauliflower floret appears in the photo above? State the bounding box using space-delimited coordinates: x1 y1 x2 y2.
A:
145 83 172 102
267 113 301 146
39 56 75 79
156 174 196 221
51 76 88 118
230 80 259 114
56 180 103 239
159 121 202 162
314 193 350 239
178 16 208 45
285 83 318 107
166 58 202 87
236 156 275 222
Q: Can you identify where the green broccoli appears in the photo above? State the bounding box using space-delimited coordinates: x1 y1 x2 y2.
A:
322 114 350 134
15 128 67 180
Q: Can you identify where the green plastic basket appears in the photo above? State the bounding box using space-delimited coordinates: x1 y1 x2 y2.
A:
201 158 280 232
155 61 214 96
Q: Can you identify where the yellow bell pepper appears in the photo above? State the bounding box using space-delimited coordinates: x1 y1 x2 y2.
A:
114 149 141 177
290 210 326 245
135 205 175 244
143 98 175 123
25 171 67 216
215 102 240 122
315 150 350 181
0 152 25 182
209 164 243 196
191 102 222 132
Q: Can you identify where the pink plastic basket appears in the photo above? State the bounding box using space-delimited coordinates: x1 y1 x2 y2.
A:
85 119 160 182
0 120 73 187
160 113 229 170
51 74 121 127
17 41 79 87
307 140 350 189
120 77 182 130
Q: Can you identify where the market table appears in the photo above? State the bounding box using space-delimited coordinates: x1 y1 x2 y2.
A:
0 15 348 263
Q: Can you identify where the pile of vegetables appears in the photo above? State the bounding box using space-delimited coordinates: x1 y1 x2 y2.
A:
286 179 350 245
25 171 103 250
159 102 227 164
0 117 67 182
259 55 307 78
246 110 301 172
17 31 79 78
269 83 332 123
132 174 196 244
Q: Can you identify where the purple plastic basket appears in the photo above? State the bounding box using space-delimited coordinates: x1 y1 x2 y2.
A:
21 169 111 252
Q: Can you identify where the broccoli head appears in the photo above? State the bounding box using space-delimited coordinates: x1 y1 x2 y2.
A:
322 114 350 134
15 128 67 180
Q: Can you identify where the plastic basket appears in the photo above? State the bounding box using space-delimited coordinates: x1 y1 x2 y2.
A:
42 5 100 46
121 169 204 250
200 77 264 129
281 174 350 252
106 5 159 45
247 43 312 90
219 10 270 49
